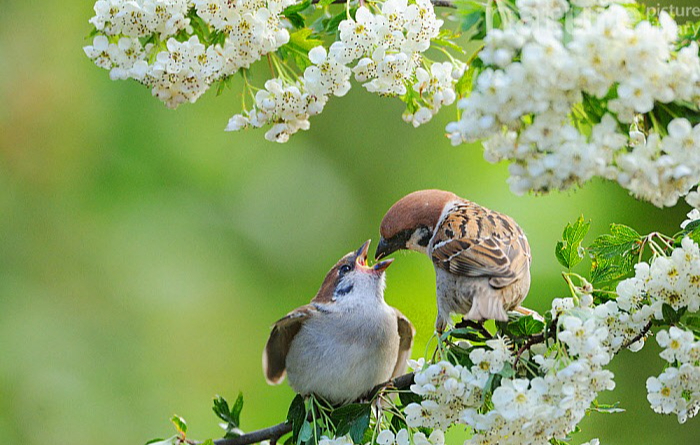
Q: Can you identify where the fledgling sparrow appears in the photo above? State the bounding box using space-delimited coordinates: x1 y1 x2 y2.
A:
375 189 532 332
263 240 415 405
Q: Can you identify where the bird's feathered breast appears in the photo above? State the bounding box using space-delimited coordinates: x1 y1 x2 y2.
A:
430 200 531 288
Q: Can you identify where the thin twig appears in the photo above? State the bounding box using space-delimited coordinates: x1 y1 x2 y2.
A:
211 423 292 445
621 321 653 349
204 373 415 445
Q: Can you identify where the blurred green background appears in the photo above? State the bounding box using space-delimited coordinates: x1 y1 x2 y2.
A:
1 1 699 444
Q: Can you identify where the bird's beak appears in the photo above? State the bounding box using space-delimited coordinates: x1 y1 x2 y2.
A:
355 240 393 274
372 257 394 273
355 240 371 267
375 236 400 260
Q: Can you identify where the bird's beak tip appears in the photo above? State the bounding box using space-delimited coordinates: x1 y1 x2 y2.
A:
372 257 394 273
355 240 371 266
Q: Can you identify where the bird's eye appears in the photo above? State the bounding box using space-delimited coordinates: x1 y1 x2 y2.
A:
339 264 352 275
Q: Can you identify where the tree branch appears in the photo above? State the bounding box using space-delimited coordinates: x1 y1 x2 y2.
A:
621 321 653 349
208 373 415 445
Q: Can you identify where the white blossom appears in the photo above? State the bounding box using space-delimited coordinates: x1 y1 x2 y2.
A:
446 4 700 206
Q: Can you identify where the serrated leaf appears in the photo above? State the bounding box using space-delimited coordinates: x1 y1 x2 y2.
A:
284 0 312 15
231 393 244 427
555 217 590 269
170 415 187 435
287 394 306 444
517 316 545 336
289 28 323 51
331 403 371 443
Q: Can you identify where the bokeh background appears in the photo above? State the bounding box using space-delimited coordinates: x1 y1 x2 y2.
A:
1 1 699 444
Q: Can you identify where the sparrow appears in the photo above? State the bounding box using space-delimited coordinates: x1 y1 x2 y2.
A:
263 240 415 405
375 189 532 332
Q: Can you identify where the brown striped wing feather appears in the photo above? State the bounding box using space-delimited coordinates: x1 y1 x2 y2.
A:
262 305 318 384
431 202 531 289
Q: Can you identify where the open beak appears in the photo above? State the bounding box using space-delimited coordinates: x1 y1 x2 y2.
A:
375 236 399 260
355 240 393 274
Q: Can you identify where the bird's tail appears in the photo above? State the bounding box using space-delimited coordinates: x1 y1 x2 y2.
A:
466 295 508 322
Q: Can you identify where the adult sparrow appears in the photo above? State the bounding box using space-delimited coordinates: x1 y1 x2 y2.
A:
375 189 531 332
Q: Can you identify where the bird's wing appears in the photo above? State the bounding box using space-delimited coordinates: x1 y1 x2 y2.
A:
262 304 318 385
431 203 531 289
391 308 415 379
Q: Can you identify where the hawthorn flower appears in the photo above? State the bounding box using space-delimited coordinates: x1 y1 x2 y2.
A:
446 4 700 206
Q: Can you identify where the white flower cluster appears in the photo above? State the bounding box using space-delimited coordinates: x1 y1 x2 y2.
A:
226 0 461 141
85 0 294 108
192 0 292 69
646 327 700 423
332 1 461 128
404 339 511 430
376 428 444 445
616 236 700 321
402 301 625 445
446 1 700 206
463 300 617 445
89 0 190 38
225 46 352 142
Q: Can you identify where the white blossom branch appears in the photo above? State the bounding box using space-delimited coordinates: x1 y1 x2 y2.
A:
203 373 416 445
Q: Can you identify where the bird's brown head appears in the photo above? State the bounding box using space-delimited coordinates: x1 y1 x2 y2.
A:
376 189 459 259
314 240 394 303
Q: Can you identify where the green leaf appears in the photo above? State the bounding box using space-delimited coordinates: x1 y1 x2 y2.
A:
676 219 700 245
662 303 683 324
284 0 312 14
231 392 244 426
326 8 357 33
498 362 515 379
278 28 323 70
506 315 545 338
298 421 313 444
212 393 243 432
517 316 545 336
287 394 306 444
201 440 215 445
330 403 371 443
145 436 178 445
454 65 476 98
170 415 187 435
589 223 642 285
555 216 590 269
283 0 312 29
447 326 486 342
398 390 423 407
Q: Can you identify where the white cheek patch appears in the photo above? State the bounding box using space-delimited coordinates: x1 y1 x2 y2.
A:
406 227 431 255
